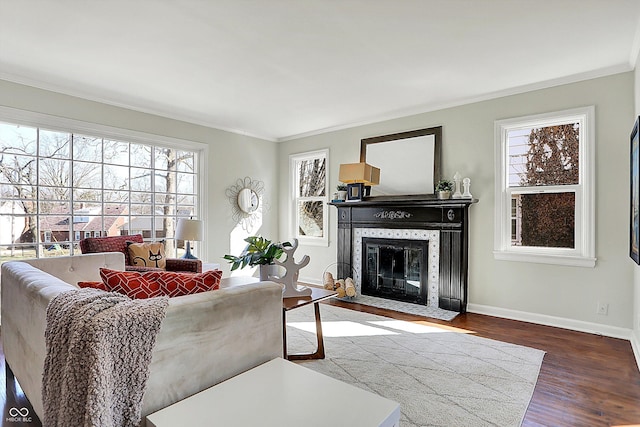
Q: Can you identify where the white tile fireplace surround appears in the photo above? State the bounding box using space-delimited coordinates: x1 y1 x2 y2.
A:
352 228 440 307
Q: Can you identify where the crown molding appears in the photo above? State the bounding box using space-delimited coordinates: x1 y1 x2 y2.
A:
1 62 632 144
277 63 632 142
0 70 278 142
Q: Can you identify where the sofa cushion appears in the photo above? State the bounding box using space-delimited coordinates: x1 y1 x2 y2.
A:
98 268 163 299
80 234 144 266
77 281 107 291
94 268 222 299
144 270 223 297
127 241 167 270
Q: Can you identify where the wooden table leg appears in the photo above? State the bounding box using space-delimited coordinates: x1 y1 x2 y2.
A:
286 302 326 361
282 308 287 359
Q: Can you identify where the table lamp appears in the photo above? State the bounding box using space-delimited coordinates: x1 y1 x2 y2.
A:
175 218 204 259
338 162 381 201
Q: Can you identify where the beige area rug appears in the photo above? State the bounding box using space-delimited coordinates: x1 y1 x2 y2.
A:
286 304 545 427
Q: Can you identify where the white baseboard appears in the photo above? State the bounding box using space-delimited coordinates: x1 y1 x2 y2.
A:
631 331 640 373
299 276 322 286
467 303 633 340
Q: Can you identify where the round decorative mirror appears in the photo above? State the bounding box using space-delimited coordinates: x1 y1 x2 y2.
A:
237 188 259 213
226 177 265 231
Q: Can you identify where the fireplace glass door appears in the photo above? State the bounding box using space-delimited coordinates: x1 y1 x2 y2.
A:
362 238 428 305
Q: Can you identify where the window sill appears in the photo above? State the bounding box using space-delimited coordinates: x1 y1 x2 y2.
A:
493 251 596 268
295 237 329 248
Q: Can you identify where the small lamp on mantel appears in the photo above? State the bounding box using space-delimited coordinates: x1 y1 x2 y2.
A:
338 162 381 201
175 218 204 259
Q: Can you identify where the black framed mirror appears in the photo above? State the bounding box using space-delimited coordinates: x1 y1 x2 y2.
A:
360 126 442 196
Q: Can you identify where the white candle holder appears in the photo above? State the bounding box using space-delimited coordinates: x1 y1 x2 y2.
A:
462 177 473 199
452 172 463 199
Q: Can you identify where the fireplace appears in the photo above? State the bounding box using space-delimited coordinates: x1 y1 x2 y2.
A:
353 228 440 307
331 195 476 312
362 238 428 305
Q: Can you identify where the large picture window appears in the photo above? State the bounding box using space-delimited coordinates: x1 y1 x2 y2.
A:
290 149 328 246
494 107 595 267
0 110 205 262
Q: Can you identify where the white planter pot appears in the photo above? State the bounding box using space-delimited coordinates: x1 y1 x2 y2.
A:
259 264 279 281
437 190 451 200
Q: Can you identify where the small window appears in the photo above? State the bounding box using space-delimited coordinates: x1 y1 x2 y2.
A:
290 149 328 246
494 107 595 267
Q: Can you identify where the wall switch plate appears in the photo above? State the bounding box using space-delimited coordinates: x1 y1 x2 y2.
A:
596 302 608 315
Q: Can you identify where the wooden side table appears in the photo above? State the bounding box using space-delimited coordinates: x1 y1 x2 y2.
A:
282 287 337 361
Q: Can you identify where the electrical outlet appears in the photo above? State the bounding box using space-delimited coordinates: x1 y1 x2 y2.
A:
596 302 608 316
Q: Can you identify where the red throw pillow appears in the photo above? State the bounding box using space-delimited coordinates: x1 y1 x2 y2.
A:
144 269 222 297
77 281 108 291
99 268 163 299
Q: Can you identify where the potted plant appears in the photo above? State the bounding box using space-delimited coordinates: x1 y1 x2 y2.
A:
336 183 348 202
435 179 453 199
223 236 291 280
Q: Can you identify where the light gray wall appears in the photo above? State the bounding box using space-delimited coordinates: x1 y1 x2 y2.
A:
279 72 635 334
0 79 278 276
2 72 636 336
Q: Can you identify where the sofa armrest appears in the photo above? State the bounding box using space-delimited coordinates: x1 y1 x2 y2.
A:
165 258 202 273
1 262 78 421
141 281 283 417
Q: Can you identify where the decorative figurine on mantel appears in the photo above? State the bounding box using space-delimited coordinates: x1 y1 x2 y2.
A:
462 177 473 199
452 172 463 199
272 238 312 298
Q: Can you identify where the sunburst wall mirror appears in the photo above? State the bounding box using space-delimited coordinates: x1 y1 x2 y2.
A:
226 176 265 230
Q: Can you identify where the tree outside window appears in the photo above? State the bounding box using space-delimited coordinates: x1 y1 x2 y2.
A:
509 123 579 248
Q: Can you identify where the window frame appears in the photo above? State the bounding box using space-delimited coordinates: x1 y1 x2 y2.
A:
0 106 209 260
290 149 329 247
494 106 596 267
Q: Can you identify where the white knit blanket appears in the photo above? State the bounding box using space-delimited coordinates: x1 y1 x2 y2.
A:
42 288 169 427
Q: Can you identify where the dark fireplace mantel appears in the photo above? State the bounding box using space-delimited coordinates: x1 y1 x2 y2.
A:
330 195 477 312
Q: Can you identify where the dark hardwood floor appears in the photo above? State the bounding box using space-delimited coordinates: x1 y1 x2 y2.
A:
1 301 639 426
327 299 640 427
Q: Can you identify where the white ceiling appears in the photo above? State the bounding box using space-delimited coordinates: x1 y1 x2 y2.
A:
2 1 640 141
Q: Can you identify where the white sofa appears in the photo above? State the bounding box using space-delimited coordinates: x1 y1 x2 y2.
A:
1 252 283 423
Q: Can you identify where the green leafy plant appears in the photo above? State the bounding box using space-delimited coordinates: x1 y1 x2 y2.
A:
336 183 348 191
435 179 453 192
223 236 291 271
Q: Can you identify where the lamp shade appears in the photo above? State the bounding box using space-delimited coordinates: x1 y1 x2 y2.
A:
175 218 204 241
338 162 380 185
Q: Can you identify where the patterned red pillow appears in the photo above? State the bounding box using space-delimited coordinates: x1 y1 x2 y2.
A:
99 268 163 299
77 281 108 291
143 269 222 297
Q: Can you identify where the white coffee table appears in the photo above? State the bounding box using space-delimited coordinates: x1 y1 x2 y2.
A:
146 357 400 427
